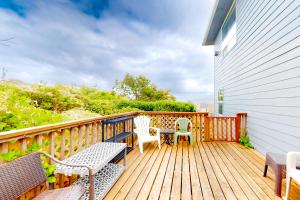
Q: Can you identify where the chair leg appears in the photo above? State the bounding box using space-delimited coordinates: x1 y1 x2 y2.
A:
285 176 292 200
274 166 283 197
158 138 161 149
174 134 178 146
139 142 143 154
190 134 195 146
192 134 195 146
263 165 268 177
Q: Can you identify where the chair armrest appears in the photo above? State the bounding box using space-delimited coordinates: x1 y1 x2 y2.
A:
149 127 160 136
287 152 300 171
134 128 147 134
149 127 160 132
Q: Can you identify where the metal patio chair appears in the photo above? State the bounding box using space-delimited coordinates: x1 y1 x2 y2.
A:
0 152 86 200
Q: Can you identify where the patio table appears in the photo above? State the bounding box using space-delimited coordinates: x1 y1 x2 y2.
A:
263 152 300 197
160 129 174 145
55 142 127 200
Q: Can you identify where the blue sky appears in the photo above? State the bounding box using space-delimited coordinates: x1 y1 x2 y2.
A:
0 0 214 102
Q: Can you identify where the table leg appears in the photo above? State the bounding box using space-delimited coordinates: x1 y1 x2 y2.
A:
89 171 94 200
263 165 268 177
124 147 127 167
274 166 283 197
163 134 170 145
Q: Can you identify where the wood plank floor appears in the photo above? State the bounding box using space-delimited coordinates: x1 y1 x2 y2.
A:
104 141 300 200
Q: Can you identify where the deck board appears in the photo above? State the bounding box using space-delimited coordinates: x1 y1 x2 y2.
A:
193 142 214 199
181 142 191 200
136 145 168 200
170 142 183 200
104 141 300 200
209 142 260 200
147 146 172 200
198 142 226 200
205 142 248 200
188 144 202 200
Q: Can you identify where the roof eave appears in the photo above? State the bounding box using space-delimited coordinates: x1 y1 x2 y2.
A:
202 0 234 46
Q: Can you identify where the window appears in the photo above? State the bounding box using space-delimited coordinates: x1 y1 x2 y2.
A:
221 3 236 54
218 89 224 115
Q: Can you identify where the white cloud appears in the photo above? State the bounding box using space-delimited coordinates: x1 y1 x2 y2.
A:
0 0 214 102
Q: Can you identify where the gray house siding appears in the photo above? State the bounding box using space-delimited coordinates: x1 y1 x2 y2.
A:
214 0 300 154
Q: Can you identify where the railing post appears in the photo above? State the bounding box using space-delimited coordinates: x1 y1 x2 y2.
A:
235 113 247 142
204 113 210 142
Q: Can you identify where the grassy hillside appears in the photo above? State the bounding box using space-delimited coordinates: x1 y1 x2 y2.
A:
0 81 196 132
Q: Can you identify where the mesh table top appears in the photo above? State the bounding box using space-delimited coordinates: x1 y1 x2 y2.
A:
55 142 126 176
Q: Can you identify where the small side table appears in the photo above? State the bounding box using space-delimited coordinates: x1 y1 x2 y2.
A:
160 129 174 145
263 152 300 197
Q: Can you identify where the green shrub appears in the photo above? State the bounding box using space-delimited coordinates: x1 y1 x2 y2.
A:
84 100 117 115
27 85 81 112
117 100 196 112
153 101 196 112
0 82 195 132
239 129 254 149
0 84 63 131
117 101 154 111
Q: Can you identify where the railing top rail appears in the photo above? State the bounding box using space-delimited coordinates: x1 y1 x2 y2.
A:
0 112 138 141
139 111 209 115
237 112 247 115
208 116 237 119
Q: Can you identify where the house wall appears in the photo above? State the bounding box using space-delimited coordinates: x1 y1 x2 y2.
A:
214 0 300 154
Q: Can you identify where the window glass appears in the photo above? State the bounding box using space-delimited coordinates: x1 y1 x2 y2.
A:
218 89 224 115
221 3 236 54
222 7 236 39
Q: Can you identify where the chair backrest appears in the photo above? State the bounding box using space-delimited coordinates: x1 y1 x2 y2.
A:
175 118 192 132
0 152 47 200
134 115 151 137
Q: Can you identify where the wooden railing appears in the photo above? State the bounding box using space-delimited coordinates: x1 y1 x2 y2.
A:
140 111 209 141
0 111 247 198
139 111 247 142
207 113 247 142
0 111 247 159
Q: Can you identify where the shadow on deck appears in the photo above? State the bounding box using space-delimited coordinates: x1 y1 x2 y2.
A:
105 141 300 200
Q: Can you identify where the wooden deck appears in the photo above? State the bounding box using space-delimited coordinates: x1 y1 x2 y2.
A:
105 141 300 200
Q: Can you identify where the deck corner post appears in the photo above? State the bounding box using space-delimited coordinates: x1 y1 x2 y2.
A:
204 113 210 142
235 112 247 143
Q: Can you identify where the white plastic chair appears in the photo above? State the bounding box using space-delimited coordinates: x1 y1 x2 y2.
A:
134 116 161 154
285 152 300 200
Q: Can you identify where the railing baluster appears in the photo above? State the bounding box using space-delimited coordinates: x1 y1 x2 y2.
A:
21 138 27 152
97 122 101 142
70 127 75 156
78 125 84 151
225 118 228 141
85 125 89 148
36 135 43 147
221 119 223 140
60 130 66 160
1 142 8 154
230 118 233 141
92 123 96 144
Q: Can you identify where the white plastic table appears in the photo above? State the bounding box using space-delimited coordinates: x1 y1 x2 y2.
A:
55 142 127 200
